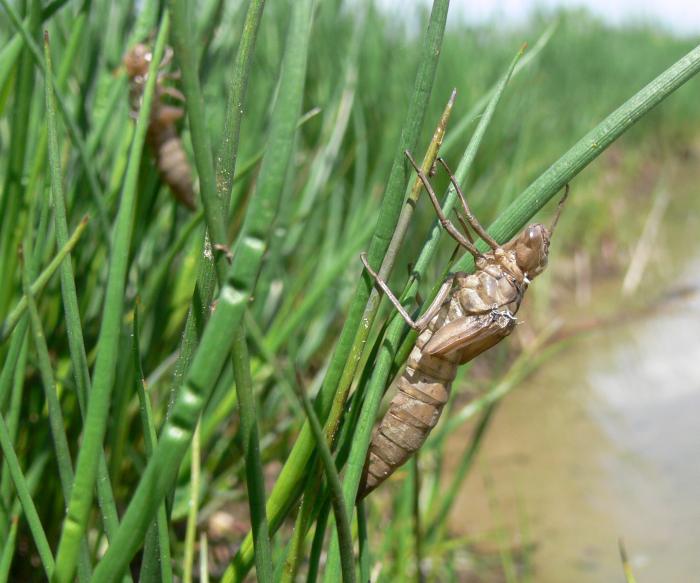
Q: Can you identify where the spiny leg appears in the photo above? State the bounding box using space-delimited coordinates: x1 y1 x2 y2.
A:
360 253 453 332
159 70 182 83
159 85 186 102
404 150 485 260
436 157 499 250
160 46 174 68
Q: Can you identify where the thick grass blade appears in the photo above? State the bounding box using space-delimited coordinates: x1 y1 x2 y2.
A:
132 309 173 583
231 327 273 582
43 30 125 546
183 423 201 583
89 2 314 579
51 15 171 583
216 0 266 215
169 0 226 272
21 249 92 582
357 500 370 583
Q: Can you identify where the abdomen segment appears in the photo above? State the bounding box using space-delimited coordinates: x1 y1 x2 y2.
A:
359 348 456 498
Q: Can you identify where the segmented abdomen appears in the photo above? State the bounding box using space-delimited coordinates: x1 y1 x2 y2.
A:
147 122 196 211
360 307 459 497
359 262 522 498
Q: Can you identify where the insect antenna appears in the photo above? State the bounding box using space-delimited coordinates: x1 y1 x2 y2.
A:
549 183 570 236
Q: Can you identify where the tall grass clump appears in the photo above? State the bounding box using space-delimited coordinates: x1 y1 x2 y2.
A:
0 1 699 581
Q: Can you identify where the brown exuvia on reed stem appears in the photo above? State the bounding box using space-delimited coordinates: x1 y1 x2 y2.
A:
124 43 196 211
358 153 568 497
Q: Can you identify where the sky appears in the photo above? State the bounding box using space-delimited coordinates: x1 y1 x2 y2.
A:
378 0 700 36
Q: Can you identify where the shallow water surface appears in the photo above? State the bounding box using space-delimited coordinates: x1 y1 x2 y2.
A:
447 257 700 582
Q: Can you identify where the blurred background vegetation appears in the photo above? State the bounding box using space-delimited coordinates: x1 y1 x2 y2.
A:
0 0 699 581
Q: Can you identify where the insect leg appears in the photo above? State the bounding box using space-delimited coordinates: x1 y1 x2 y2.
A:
159 46 174 68
160 67 181 79
455 213 475 244
405 150 485 260
436 157 499 250
361 253 420 329
413 276 454 330
361 253 453 331
159 85 186 102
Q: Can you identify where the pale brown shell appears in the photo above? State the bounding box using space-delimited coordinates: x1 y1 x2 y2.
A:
124 44 196 211
358 253 525 498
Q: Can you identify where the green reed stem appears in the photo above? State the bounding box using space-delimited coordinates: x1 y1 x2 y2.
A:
357 500 370 583
183 422 201 583
43 30 126 547
216 0 266 214
231 327 273 582
21 248 92 582
169 0 226 268
0 412 54 577
163 0 265 454
296 384 355 583
133 309 173 583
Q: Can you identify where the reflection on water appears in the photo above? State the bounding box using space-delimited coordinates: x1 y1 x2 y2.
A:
446 259 700 582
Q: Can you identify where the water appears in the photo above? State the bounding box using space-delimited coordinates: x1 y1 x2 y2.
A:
445 251 700 581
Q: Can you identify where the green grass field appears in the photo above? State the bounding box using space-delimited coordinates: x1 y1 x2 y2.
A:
0 1 699 581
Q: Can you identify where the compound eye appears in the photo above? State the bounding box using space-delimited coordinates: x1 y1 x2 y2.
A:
527 226 541 245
